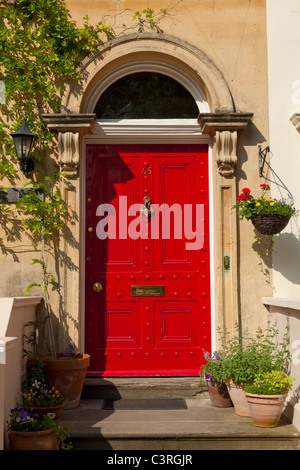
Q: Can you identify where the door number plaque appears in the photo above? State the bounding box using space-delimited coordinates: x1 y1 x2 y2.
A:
131 285 165 297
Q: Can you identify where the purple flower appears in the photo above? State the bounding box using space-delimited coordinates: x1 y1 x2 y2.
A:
213 351 221 360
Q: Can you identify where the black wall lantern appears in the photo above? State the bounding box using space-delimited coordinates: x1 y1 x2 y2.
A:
11 117 36 176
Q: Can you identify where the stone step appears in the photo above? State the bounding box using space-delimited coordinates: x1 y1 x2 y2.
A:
81 376 207 400
61 377 300 451
61 397 300 451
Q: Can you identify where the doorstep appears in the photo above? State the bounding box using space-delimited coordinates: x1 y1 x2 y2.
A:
81 376 206 400
60 378 300 451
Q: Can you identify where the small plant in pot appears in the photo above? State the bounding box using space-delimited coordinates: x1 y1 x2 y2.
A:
24 321 90 410
21 348 65 419
20 382 65 420
7 407 72 450
218 321 291 417
244 370 295 427
202 351 232 408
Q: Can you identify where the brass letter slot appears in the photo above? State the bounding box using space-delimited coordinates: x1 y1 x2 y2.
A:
131 285 165 297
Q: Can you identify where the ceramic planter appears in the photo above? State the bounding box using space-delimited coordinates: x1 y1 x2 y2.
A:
226 381 251 417
8 429 59 450
43 354 90 409
245 392 287 427
206 380 233 408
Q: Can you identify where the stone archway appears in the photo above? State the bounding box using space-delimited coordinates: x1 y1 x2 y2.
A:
42 33 253 352
63 33 235 114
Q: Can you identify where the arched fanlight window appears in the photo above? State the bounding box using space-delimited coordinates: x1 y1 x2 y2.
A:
94 72 199 119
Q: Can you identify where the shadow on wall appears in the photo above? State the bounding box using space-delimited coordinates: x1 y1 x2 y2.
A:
272 230 300 284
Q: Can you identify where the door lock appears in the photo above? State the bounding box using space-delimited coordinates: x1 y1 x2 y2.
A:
93 282 103 293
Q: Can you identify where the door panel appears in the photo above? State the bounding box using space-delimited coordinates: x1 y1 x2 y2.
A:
85 144 211 376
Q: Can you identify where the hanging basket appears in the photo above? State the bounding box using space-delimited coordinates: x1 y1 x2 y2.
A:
250 215 291 235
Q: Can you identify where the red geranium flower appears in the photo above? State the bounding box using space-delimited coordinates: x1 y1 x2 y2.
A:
242 188 251 194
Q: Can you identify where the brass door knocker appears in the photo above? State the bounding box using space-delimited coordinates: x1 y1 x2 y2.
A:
140 195 154 217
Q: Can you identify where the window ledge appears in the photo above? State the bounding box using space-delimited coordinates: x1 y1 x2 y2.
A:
263 297 300 311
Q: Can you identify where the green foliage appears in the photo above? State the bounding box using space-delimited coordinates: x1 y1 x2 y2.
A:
24 258 56 295
202 350 225 384
22 321 43 358
233 185 296 220
16 171 67 238
16 171 65 296
244 370 295 395
216 321 291 386
0 0 114 117
133 8 167 32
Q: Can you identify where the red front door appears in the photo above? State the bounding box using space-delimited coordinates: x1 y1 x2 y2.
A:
85 144 211 376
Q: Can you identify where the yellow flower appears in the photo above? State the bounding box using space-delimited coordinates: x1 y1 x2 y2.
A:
256 202 260 207
270 202 274 206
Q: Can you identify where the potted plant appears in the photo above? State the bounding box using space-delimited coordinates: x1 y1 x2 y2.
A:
218 321 291 417
21 349 65 418
232 184 297 235
24 321 90 410
42 347 90 410
244 370 295 427
20 382 65 420
7 407 72 450
202 351 233 408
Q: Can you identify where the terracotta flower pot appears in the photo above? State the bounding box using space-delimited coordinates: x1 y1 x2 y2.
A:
245 392 287 427
206 380 233 408
30 404 64 420
226 381 251 417
43 354 90 409
8 428 59 450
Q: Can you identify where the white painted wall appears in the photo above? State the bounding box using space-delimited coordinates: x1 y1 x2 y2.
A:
266 0 300 430
0 297 41 449
266 0 300 297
